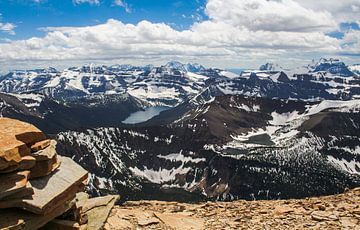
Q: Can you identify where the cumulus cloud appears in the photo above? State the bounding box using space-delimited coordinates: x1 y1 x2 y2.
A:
294 0 360 23
205 0 336 32
0 0 359 70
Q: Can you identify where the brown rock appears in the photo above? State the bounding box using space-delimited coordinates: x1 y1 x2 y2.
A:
30 140 61 178
41 219 81 230
0 182 33 209
311 211 339 221
0 196 77 230
30 139 51 152
30 154 61 179
274 206 294 215
0 118 46 163
0 117 46 145
0 156 36 174
0 170 30 200
4 157 87 215
154 212 204 230
81 195 119 230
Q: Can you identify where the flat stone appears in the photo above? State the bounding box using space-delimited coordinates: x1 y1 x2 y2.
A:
0 197 77 230
154 212 204 230
41 219 81 230
0 118 46 163
30 139 51 152
0 156 36 174
0 170 30 200
0 118 46 145
274 206 294 215
83 195 119 230
0 182 33 204
5 157 88 215
311 211 339 221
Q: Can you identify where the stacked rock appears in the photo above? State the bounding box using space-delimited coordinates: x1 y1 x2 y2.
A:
0 118 119 230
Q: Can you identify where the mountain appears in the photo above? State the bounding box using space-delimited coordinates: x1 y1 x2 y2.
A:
350 64 360 76
1 60 359 106
310 58 354 77
56 95 360 201
259 63 284 71
1 59 360 202
0 92 143 134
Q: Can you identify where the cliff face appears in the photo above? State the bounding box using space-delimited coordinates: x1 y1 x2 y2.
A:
105 187 360 230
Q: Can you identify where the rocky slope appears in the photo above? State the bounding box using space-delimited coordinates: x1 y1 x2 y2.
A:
56 95 360 201
105 187 360 230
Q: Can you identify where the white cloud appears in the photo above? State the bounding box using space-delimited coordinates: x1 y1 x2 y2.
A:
73 0 100 5
0 0 359 70
0 22 16 35
294 0 360 23
113 0 131 13
205 0 337 32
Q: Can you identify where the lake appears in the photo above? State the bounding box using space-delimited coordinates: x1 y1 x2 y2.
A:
122 106 170 124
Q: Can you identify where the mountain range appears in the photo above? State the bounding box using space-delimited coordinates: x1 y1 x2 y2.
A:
0 58 359 201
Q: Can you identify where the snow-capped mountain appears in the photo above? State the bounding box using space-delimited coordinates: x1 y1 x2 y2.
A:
1 59 360 202
55 95 360 201
1 59 359 106
259 62 284 72
350 64 360 76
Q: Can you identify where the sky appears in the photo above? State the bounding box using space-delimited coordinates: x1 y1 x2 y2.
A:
0 0 359 71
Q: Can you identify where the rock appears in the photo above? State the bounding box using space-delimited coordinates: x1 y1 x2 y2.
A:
311 211 339 221
0 138 29 163
29 140 61 178
0 182 34 209
0 196 77 230
0 156 36 174
41 219 81 230
30 139 51 152
4 157 87 214
154 212 204 230
81 195 119 230
274 206 294 215
105 218 133 230
138 216 160 226
0 118 46 163
340 217 358 228
30 140 57 161
0 118 46 146
29 154 61 179
0 170 30 200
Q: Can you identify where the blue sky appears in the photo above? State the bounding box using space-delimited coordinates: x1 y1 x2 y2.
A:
0 0 359 71
0 0 207 40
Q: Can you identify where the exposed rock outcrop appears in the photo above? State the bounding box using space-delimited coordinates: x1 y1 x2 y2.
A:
105 187 360 230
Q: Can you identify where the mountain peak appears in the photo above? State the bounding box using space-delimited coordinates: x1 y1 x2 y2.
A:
259 63 283 71
311 58 354 77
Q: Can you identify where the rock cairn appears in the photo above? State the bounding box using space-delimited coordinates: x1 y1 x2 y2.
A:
0 118 119 230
